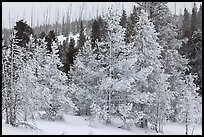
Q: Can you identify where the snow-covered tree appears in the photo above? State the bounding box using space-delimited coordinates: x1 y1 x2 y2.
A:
77 20 86 50
2 35 9 116
119 9 127 28
70 7 135 126
129 10 171 133
91 19 101 49
197 4 202 31
190 3 198 36
182 8 191 38
2 20 35 126
177 73 202 135
2 28 27 126
14 36 38 123
157 15 190 123
126 5 139 44
33 39 75 121
68 29 99 116
89 7 135 126
135 3 197 125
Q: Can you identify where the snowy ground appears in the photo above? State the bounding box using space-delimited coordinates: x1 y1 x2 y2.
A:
2 114 202 135
57 33 79 47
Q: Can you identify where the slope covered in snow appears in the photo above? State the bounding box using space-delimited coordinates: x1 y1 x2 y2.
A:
2 114 202 135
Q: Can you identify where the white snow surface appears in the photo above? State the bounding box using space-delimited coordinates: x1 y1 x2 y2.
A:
2 114 202 135
57 33 79 47
56 35 67 45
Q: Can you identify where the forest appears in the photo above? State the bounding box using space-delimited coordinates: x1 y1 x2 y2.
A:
2 2 202 135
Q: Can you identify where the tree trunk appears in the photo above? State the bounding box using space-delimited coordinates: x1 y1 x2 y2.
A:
185 112 188 135
6 108 9 124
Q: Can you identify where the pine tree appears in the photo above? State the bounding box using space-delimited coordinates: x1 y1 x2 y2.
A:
130 10 170 132
45 30 56 54
136 3 198 125
39 31 46 39
3 29 27 126
58 37 77 74
13 19 34 48
179 4 202 96
65 38 77 72
90 7 134 126
2 22 42 126
136 2 170 32
126 5 139 44
190 30 202 96
69 31 98 116
33 38 75 121
119 9 127 28
77 20 86 50
97 15 108 42
190 2 198 36
197 4 202 31
58 38 69 73
91 19 101 49
15 45 38 122
154 9 190 123
182 8 191 38
177 73 202 135
2 35 8 114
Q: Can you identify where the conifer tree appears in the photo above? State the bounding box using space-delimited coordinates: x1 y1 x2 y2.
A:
130 10 170 132
190 2 198 35
91 19 101 49
45 30 56 54
197 4 202 31
90 7 134 125
13 19 34 48
69 31 97 116
34 39 75 121
182 8 191 38
177 74 202 135
119 10 127 28
4 29 26 126
77 20 86 50
126 5 139 44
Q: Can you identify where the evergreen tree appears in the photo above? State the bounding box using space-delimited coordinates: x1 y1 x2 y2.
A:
90 7 134 126
77 20 86 50
136 2 170 32
179 4 202 96
197 4 202 31
3 29 27 126
189 30 202 96
65 38 77 72
130 10 170 132
13 19 34 48
97 15 108 42
182 8 191 38
15 38 38 122
91 19 101 49
45 30 56 54
69 32 98 116
126 5 139 44
177 74 202 135
135 3 199 125
190 2 198 36
33 38 75 121
39 31 46 39
2 35 8 114
58 38 69 72
119 10 127 28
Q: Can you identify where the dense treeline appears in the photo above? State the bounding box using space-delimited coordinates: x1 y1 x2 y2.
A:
2 2 202 135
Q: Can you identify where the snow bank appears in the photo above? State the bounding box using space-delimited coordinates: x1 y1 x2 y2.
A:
57 33 79 47
2 115 202 135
